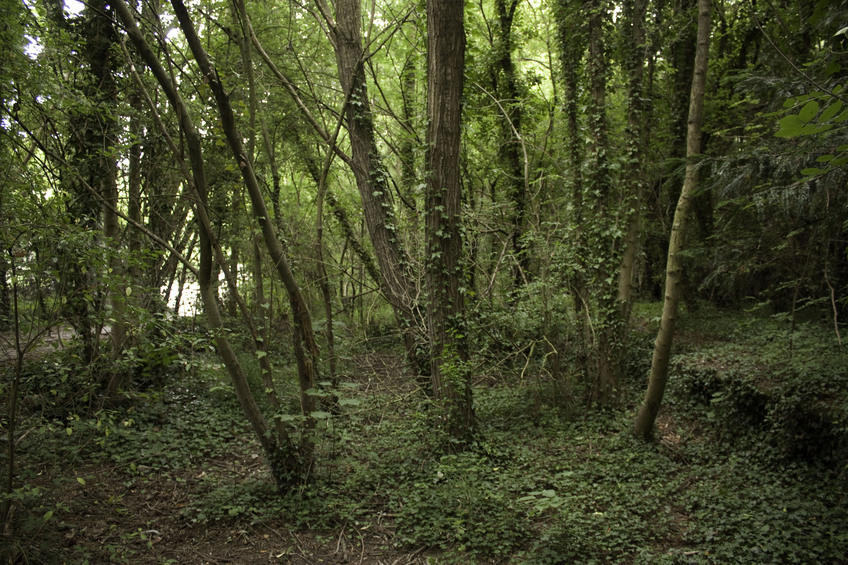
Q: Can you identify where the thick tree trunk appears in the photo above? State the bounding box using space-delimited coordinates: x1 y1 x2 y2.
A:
585 0 622 404
635 0 711 440
425 0 473 442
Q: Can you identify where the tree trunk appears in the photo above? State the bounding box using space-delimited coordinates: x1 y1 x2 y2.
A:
556 0 589 377
634 0 711 440
616 0 648 323
115 0 307 489
170 0 321 426
493 0 528 290
425 0 473 442
329 0 428 375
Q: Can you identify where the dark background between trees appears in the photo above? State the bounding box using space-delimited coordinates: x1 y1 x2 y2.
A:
1 0 847 562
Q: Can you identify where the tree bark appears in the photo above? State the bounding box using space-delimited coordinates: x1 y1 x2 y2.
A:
635 0 711 440
616 0 648 323
493 0 528 290
425 0 473 442
115 0 307 489
328 0 428 375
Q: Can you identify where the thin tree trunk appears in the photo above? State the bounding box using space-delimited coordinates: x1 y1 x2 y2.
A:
328 0 428 375
635 0 711 440
170 0 321 423
115 0 305 488
556 0 589 377
493 0 528 290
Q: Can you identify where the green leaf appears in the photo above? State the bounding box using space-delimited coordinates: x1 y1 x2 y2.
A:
310 411 332 419
799 101 819 123
801 167 823 176
76 477 86 485
338 397 362 407
833 109 848 123
255 350 267 359
820 100 843 123
776 114 803 138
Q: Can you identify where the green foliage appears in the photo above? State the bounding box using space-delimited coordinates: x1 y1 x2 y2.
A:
394 450 529 559
97 371 247 473
7 312 848 564
772 86 848 178
115 311 212 388
670 309 848 468
677 459 848 564
0 485 67 564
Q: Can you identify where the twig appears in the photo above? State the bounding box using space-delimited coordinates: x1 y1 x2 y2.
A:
824 260 843 346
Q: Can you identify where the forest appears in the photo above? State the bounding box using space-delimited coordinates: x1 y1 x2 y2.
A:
1 0 847 561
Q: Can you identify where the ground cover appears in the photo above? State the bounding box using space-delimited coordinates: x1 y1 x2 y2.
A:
2 308 847 564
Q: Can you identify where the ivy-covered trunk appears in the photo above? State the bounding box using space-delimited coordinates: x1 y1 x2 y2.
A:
329 0 429 376
616 0 649 323
425 0 473 443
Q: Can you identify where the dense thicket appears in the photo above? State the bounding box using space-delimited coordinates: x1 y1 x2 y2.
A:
1 0 846 556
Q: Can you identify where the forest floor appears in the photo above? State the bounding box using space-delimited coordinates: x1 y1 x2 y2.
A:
3 306 848 564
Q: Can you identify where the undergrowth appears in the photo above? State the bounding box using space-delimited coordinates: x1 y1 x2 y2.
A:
4 306 848 563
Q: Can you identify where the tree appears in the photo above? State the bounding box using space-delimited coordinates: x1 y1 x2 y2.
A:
114 0 319 488
425 0 473 442
324 0 429 375
616 0 649 322
635 0 712 440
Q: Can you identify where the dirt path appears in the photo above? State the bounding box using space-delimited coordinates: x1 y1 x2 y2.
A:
0 326 110 366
